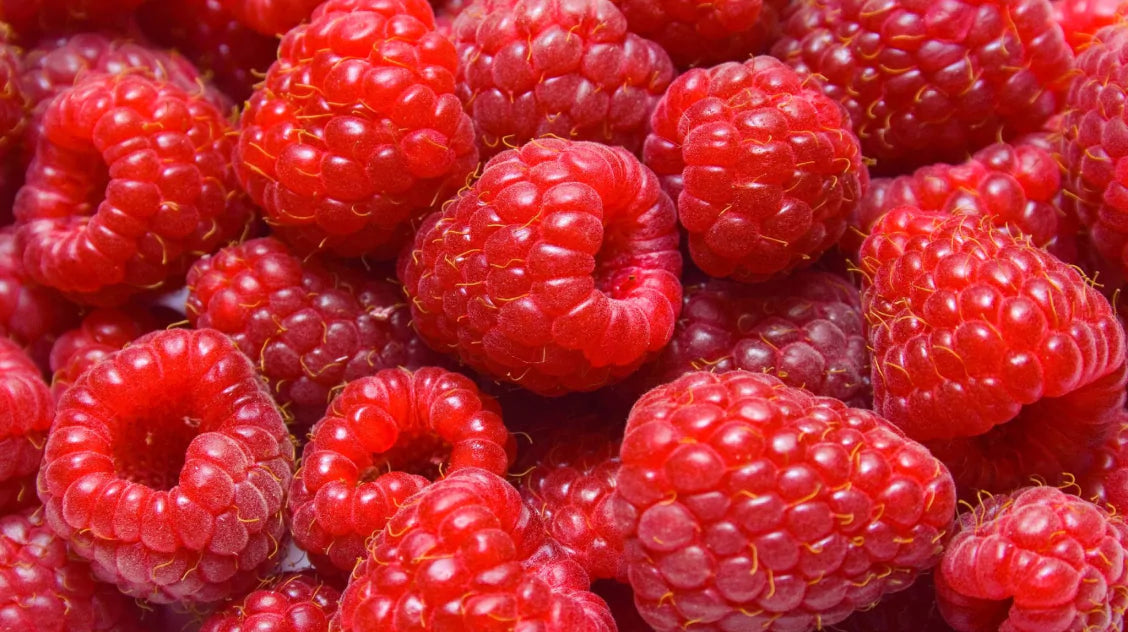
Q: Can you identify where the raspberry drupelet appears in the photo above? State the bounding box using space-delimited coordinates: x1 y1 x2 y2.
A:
289 366 514 575
48 306 166 402
645 56 867 283
451 0 676 159
0 227 77 367
37 328 296 604
0 337 52 514
219 0 323 36
936 486 1128 632
236 0 478 259
861 207 1127 494
612 370 958 632
199 572 341 632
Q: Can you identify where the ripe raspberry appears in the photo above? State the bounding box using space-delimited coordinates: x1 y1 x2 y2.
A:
0 337 52 514
0 24 26 223
613 0 788 68
187 237 443 427
0 506 146 632
861 207 1127 494
336 467 616 631
48 306 165 401
1054 0 1126 52
1079 412 1128 514
613 370 958 631
14 72 251 306
399 138 683 395
289 367 514 575
451 0 675 159
199 572 341 632
936 486 1128 632
219 0 322 36
236 0 478 259
0 227 77 367
0 0 145 41
772 0 1075 173
137 0 279 103
836 573 955 632
37 328 296 604
645 56 866 282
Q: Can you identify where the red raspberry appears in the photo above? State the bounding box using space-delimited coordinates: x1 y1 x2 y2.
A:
836 573 955 632
0 337 52 514
219 0 322 36
0 24 26 223
236 0 478 259
0 227 77 367
451 0 675 159
37 328 296 604
772 0 1075 173
136 0 280 103
289 367 514 575
861 207 1127 493
613 0 788 68
613 371 958 631
935 486 1128 632
336 467 616 631
1054 0 1126 52
401 139 683 395
14 72 251 306
186 237 443 428
645 56 867 282
0 0 145 41
47 306 165 401
0 506 146 632
1079 412 1128 514
200 572 341 632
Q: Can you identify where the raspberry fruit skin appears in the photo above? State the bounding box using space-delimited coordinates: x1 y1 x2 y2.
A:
400 138 683 395
336 467 616 632
935 486 1128 632
0 24 26 222
37 327 296 604
289 367 514 575
0 506 146 632
613 370 958 631
236 0 478 259
645 56 866 283
1080 412 1128 515
199 572 341 632
0 337 52 514
187 237 443 428
451 0 675 159
1053 0 1126 52
0 227 77 366
14 72 250 306
48 306 164 401
772 0 1075 173
219 0 323 36
861 207 1127 493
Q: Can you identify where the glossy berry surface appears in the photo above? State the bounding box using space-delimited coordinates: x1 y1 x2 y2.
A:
400 138 683 395
199 572 341 632
1053 0 1126 52
37 328 296 604
220 0 324 36
613 370 958 631
0 337 52 514
645 56 867 282
48 306 163 401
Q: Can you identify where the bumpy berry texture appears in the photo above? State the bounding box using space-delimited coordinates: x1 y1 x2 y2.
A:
0 337 52 514
48 307 163 401
0 507 146 632
200 572 341 632
187 237 443 427
613 0 788 68
861 207 1127 493
400 138 683 395
14 72 250 306
220 0 323 36
0 227 76 366
936 486 1128 631
613 370 958 631
1054 0 1126 52
237 0 478 258
772 0 1075 173
0 24 26 222
289 367 514 574
336 467 616 632
37 328 296 604
645 56 866 282
451 0 676 159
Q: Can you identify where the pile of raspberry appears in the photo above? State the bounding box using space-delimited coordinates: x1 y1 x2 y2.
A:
4 0 1128 630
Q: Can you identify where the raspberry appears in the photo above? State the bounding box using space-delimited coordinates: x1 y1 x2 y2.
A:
935 486 1128 632
645 56 867 282
236 0 478 259
187 237 444 428
613 0 788 68
613 370 958 631
199 572 341 632
401 138 683 395
37 328 296 604
1054 0 1126 52
0 506 146 632
0 337 52 514
861 207 1127 494
14 72 251 306
336 467 616 631
0 227 77 367
289 367 514 574
772 0 1075 173
219 0 323 36
836 573 955 631
0 0 145 41
137 0 280 103
1079 412 1128 514
451 0 675 159
0 24 26 223
47 306 165 401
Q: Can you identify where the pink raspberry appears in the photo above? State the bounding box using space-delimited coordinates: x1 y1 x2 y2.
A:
0 336 52 514
199 572 341 632
1054 0 1127 52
